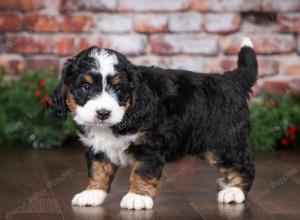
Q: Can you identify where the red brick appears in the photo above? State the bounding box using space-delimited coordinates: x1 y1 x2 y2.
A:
134 14 168 33
205 57 279 76
19 0 44 10
0 0 18 9
258 59 280 77
263 79 291 95
261 0 300 12
150 34 218 55
118 0 191 12
283 63 300 76
221 35 296 55
0 13 22 32
56 37 75 55
278 14 300 33
0 55 24 75
97 14 133 33
205 58 236 73
0 0 43 10
6 36 75 55
8 36 56 54
191 0 260 12
263 78 300 95
289 79 300 95
204 14 240 34
61 15 93 32
24 13 59 32
26 57 59 71
77 37 107 53
169 12 203 32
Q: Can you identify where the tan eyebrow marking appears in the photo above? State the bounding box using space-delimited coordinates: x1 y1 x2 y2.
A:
83 75 94 84
111 74 122 85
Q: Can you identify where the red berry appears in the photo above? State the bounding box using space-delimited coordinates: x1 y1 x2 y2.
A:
286 134 295 142
40 96 52 108
38 79 46 87
288 126 298 134
35 90 43 97
281 138 289 146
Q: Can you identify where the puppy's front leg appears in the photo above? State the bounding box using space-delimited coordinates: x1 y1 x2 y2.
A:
121 161 163 210
72 158 118 206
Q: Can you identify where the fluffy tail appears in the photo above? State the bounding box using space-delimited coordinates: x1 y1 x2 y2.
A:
236 37 258 88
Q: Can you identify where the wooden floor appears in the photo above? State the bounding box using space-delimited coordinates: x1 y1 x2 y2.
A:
1 142 300 220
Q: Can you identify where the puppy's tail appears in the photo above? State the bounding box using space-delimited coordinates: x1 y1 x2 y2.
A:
236 37 258 88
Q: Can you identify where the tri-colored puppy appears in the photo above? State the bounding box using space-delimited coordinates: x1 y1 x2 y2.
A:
51 37 256 210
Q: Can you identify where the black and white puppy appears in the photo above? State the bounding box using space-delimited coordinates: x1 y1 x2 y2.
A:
51 37 257 210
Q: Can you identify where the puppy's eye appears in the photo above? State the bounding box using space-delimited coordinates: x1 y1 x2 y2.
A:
82 84 92 92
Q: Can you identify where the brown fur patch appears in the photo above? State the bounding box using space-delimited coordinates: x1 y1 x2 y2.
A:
136 132 147 144
86 161 118 192
111 74 122 85
221 169 245 191
205 151 245 191
66 92 77 112
204 151 218 167
129 161 160 198
124 98 131 112
83 75 94 84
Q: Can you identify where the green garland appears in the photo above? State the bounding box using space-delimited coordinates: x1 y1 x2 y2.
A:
0 69 75 148
0 69 299 150
249 93 300 151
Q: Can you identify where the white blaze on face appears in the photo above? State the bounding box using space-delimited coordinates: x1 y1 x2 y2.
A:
90 48 118 82
73 49 125 127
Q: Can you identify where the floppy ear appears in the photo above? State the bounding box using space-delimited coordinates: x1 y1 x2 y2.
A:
50 58 75 121
50 81 68 121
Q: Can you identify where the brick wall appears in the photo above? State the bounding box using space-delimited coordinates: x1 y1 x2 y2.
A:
0 0 300 96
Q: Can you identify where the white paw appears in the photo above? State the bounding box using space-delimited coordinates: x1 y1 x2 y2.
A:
218 187 245 204
71 189 107 206
120 192 153 210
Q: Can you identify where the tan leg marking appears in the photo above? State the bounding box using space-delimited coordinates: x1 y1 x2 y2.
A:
204 151 246 191
220 168 246 191
87 161 118 193
129 161 161 198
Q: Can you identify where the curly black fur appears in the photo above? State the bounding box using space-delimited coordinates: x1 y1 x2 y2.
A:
51 44 257 200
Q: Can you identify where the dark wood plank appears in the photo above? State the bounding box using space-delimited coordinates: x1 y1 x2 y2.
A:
0 148 63 219
1 145 300 220
251 153 300 217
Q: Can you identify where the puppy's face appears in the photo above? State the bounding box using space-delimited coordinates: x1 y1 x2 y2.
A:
51 47 134 128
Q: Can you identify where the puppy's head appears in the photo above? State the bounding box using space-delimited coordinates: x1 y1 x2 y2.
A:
51 47 135 128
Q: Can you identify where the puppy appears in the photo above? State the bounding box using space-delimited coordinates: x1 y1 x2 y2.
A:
51 37 256 210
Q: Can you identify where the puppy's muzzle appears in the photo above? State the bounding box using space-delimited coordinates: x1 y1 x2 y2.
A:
96 109 111 121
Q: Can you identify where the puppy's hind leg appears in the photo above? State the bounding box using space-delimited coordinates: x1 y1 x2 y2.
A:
205 150 255 204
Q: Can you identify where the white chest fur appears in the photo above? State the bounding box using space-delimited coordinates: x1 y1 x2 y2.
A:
79 127 139 167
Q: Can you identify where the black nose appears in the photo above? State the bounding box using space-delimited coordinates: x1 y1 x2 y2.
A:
96 109 111 120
